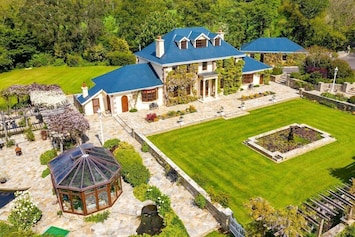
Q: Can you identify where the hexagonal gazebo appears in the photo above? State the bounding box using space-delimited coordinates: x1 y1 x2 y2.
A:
49 143 122 215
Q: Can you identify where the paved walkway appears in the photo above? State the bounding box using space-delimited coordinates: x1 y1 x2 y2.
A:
0 82 300 236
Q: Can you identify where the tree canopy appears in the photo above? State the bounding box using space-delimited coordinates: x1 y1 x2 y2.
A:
0 0 354 72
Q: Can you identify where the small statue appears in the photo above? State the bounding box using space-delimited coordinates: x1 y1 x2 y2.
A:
287 126 294 141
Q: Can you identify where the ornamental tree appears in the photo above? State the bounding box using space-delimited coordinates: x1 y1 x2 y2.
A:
47 107 90 147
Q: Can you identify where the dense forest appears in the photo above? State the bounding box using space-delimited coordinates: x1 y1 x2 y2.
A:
0 0 354 72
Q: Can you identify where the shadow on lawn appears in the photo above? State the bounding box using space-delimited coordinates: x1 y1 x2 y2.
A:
329 156 355 183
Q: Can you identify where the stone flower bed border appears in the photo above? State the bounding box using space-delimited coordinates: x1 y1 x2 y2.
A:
244 123 336 163
240 91 275 101
145 105 197 123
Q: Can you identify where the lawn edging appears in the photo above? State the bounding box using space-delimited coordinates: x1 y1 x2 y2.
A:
132 130 234 232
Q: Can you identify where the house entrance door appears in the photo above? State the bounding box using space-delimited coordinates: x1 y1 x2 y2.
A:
92 98 100 113
121 96 128 112
106 95 111 113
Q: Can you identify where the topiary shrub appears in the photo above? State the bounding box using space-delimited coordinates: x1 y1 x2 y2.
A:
40 149 57 165
114 142 150 187
194 194 207 209
103 138 120 153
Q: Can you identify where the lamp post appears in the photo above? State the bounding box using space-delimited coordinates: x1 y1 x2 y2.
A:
97 108 104 144
331 67 338 93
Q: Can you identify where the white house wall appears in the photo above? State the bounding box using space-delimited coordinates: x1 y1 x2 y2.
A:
253 74 261 85
83 100 94 115
111 87 164 114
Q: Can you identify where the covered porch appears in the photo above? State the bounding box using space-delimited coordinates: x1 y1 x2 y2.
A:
198 72 219 101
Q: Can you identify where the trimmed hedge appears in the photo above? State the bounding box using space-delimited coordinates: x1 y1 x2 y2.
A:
114 141 150 187
39 149 57 165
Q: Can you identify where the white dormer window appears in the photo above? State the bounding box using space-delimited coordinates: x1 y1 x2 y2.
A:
214 37 221 46
181 40 188 49
196 39 207 48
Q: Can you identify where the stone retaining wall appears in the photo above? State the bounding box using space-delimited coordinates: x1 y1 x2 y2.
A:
132 130 233 231
300 89 355 112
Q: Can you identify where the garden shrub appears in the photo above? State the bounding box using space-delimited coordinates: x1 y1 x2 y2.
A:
133 184 149 201
25 128 35 141
6 138 15 147
8 191 42 230
141 142 149 152
103 138 120 152
0 221 39 237
194 194 207 209
272 66 283 75
114 142 150 187
290 72 301 79
132 184 188 236
84 211 110 223
348 96 355 104
41 168 50 178
129 108 138 112
207 187 230 207
40 149 57 165
145 113 157 122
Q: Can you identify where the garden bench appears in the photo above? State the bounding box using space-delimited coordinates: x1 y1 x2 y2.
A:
149 102 159 110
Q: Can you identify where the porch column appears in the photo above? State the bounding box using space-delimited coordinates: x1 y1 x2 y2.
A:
202 80 206 100
214 78 218 98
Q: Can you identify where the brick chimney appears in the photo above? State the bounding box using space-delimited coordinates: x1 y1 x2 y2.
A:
81 82 88 98
217 29 224 40
155 35 165 58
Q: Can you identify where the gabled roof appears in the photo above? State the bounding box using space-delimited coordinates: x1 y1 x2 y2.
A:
242 56 272 74
135 27 245 66
76 63 163 105
240 37 306 53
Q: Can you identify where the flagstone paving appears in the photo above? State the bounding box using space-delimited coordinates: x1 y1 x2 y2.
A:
0 82 299 236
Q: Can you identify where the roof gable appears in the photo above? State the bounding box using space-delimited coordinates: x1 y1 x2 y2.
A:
76 63 162 104
240 37 306 53
135 27 245 66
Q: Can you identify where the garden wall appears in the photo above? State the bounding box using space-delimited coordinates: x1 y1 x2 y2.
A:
299 89 355 112
132 130 234 231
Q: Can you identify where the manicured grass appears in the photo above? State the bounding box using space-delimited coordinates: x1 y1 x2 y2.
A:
148 99 355 224
0 65 117 94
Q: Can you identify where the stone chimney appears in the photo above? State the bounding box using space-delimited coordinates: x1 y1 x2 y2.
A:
217 29 224 40
155 35 165 58
81 82 88 98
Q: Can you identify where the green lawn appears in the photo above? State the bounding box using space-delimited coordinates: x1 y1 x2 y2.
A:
0 65 117 94
148 99 355 224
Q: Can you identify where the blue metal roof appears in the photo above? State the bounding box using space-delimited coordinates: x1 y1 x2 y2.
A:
135 27 245 66
76 63 162 104
243 56 272 73
240 37 306 53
